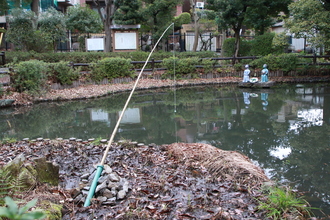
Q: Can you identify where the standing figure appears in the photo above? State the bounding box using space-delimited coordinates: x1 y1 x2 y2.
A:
261 64 268 82
242 64 250 82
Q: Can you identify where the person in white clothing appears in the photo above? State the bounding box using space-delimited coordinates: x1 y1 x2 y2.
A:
242 64 250 82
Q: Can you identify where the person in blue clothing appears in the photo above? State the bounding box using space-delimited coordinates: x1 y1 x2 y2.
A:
242 64 250 82
261 64 268 82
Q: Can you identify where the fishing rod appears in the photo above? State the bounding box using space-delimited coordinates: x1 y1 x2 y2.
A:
84 23 175 207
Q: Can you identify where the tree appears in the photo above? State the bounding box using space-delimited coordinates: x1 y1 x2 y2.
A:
206 0 290 61
6 8 66 52
93 0 142 52
113 0 143 25
141 0 181 49
66 5 103 51
5 9 37 51
66 5 103 33
38 7 67 51
284 0 330 53
92 0 119 52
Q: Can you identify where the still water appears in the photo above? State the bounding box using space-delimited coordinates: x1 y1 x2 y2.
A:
1 83 330 217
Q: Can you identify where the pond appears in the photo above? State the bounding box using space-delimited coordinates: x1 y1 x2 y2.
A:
0 82 330 217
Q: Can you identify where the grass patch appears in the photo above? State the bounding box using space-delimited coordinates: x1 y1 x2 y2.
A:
257 185 316 219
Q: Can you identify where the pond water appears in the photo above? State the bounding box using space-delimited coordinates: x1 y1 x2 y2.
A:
1 83 330 217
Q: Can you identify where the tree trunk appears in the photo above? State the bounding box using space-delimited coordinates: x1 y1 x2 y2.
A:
104 21 112 52
190 0 199 52
94 0 117 52
31 0 39 16
233 28 240 65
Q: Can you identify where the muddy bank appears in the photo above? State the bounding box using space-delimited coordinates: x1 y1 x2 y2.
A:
0 139 271 219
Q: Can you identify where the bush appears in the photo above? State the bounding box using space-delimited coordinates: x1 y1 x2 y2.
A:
11 60 48 93
222 38 252 57
201 58 217 74
91 57 134 82
162 57 200 78
0 83 3 97
250 53 299 73
48 61 80 85
250 33 275 56
0 197 46 220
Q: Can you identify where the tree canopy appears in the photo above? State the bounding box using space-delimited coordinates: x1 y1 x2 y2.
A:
285 0 330 52
66 5 103 33
140 0 182 43
206 0 291 59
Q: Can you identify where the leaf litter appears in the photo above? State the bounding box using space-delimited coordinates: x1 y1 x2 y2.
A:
0 139 270 219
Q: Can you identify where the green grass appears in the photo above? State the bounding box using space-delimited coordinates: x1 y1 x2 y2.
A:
257 185 316 219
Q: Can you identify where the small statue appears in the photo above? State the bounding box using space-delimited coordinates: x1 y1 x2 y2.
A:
261 64 268 82
242 64 250 82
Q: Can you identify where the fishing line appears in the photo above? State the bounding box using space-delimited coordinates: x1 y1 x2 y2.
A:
172 24 178 143
84 23 175 207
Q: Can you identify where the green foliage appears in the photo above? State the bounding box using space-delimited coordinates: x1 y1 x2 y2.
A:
5 9 38 51
38 7 67 51
250 33 275 56
272 32 290 54
11 60 48 93
258 186 314 219
47 61 80 85
0 168 14 205
285 0 330 52
92 57 134 82
0 83 3 97
140 0 180 41
173 12 191 29
162 57 200 77
222 38 252 57
6 8 66 52
113 0 143 25
250 53 299 73
201 58 216 74
66 5 103 33
0 197 46 220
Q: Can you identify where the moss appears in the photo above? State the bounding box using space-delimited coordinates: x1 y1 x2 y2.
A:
41 201 62 220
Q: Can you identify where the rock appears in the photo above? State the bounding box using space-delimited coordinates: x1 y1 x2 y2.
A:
73 194 83 204
96 196 107 203
109 173 120 182
102 188 114 198
4 153 25 177
108 181 120 190
80 173 89 179
95 180 107 194
103 165 112 174
97 175 108 184
33 157 59 186
122 180 129 193
103 197 116 206
117 190 126 200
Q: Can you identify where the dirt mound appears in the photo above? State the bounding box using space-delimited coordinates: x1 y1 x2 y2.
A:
167 143 270 189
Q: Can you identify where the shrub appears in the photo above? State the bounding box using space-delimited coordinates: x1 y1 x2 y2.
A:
201 58 217 74
0 197 46 220
48 61 80 85
250 53 299 73
222 38 252 57
91 57 134 82
11 60 48 93
163 57 200 78
250 33 275 56
0 83 3 97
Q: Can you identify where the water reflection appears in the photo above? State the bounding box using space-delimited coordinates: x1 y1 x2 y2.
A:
0 83 330 217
